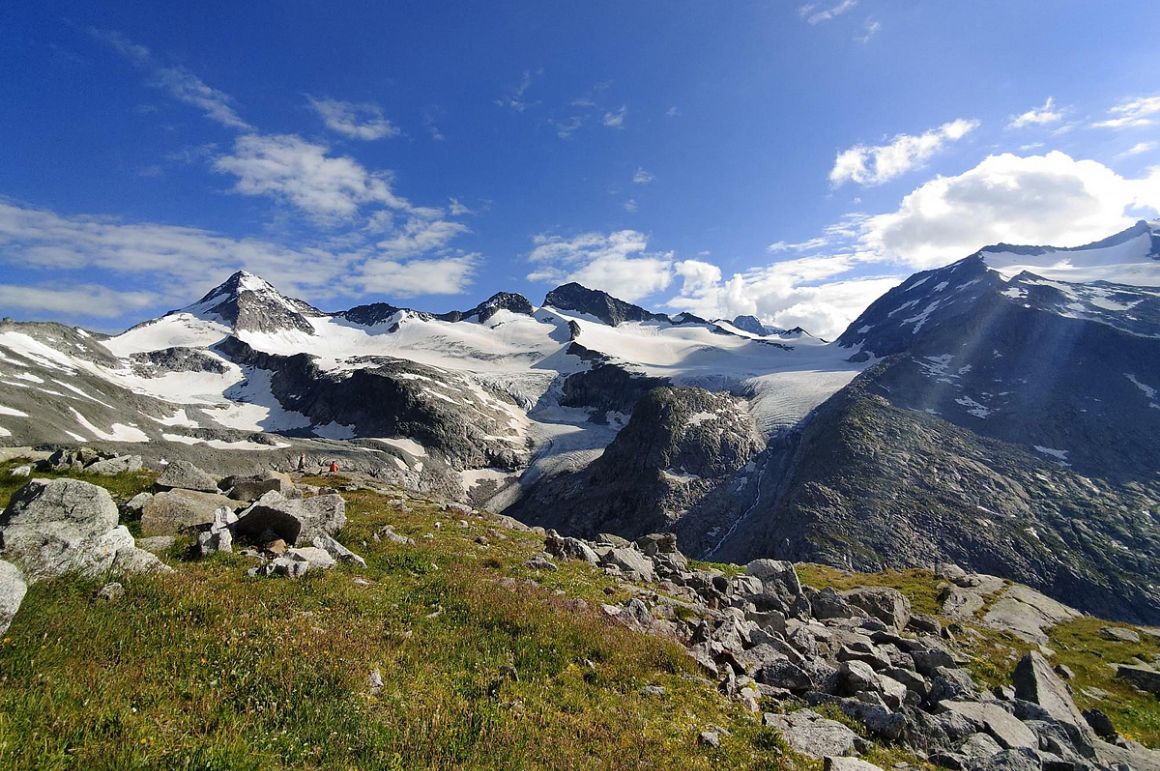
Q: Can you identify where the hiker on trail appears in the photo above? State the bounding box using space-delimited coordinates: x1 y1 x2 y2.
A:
328 460 340 474
297 453 306 472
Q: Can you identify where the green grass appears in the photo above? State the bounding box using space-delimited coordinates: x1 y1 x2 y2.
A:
0 467 802 769
1050 617 1160 746
795 563 943 616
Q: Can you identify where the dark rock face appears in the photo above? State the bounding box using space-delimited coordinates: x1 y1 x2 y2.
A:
509 386 762 540
215 337 529 471
543 282 669 327
732 315 772 336
337 302 404 327
188 271 322 335
558 359 667 419
438 292 534 323
698 364 1160 624
131 347 229 376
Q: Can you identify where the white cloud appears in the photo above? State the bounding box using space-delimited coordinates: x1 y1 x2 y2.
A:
666 106 680 118
1008 97 1062 129
633 167 654 184
1119 142 1157 159
623 199 638 213
308 97 399 140
527 230 672 301
496 70 538 112
768 236 829 253
214 134 411 223
603 106 627 128
376 217 469 258
800 0 859 24
855 19 881 43
0 200 483 321
667 253 900 339
830 119 979 186
92 28 250 130
862 151 1160 268
1095 95 1160 129
552 116 583 140
359 254 479 297
0 283 161 318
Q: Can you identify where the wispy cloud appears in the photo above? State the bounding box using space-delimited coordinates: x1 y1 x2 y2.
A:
359 254 479 297
830 118 979 186
1094 95 1160 129
308 97 399 140
632 168 654 185
602 106 627 128
623 199 638 213
1118 141 1157 159
495 69 539 112
91 28 250 130
799 0 859 25
1008 97 1062 129
855 19 881 43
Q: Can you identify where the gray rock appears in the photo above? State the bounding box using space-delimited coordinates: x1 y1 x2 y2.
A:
136 535 175 554
154 460 219 493
1116 664 1160 695
929 667 980 703
311 533 366 568
0 560 26 634
1011 651 1092 743
120 492 152 518
762 709 861 758
96 582 124 602
544 531 600 563
10 465 32 478
810 587 867 621
1093 737 1160 771
698 730 720 748
1082 709 1116 740
841 587 911 631
939 701 1038 750
599 547 656 582
234 491 346 545
0 479 169 581
226 477 290 502
1099 626 1141 644
141 489 238 536
824 757 882 771
981 584 1081 645
288 546 335 570
84 455 143 476
524 554 558 572
373 525 414 546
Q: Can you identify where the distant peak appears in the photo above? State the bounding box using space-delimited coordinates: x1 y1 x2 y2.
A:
543 282 667 327
185 271 321 335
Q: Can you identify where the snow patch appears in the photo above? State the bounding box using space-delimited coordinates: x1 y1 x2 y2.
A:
70 408 149 442
0 405 28 418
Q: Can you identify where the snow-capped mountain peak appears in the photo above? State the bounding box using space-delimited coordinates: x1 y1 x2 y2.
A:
183 270 323 335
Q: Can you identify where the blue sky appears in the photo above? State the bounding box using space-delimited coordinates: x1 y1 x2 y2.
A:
2 0 1159 337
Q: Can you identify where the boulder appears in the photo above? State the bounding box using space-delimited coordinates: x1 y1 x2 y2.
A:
1011 652 1092 742
120 492 152 519
762 709 863 758
929 667 980 704
154 460 219 493
810 587 867 621
312 533 366 568
234 491 346 545
84 455 143 476
1116 665 1160 695
1099 626 1141 644
141 489 238 536
10 465 32 478
599 547 656 582
841 587 911 632
0 560 26 634
544 531 599 563
225 476 293 502
939 701 1038 751
0 479 168 581
981 584 1080 644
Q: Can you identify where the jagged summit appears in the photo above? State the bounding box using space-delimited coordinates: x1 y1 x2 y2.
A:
543 282 671 327
184 270 322 336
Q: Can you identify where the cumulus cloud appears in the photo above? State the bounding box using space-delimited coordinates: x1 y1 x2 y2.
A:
527 230 673 301
1095 95 1160 129
1008 97 1062 129
213 134 411 222
92 28 250 130
862 151 1160 267
308 97 399 140
830 119 979 186
376 217 469 258
799 0 858 24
